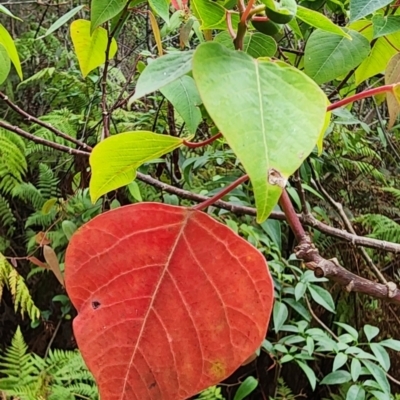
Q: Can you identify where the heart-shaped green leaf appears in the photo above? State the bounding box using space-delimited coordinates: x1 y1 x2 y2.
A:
91 0 127 32
89 131 184 202
192 42 326 222
304 29 369 85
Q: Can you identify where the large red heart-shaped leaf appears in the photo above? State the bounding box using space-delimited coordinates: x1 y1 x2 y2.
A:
65 203 273 400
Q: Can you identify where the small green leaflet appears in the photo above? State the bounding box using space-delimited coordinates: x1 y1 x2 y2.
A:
91 0 127 33
39 5 85 39
350 0 392 22
132 51 194 101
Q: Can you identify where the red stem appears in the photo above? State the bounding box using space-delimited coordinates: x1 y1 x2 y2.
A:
183 132 223 148
241 0 255 23
278 190 307 242
192 174 249 211
327 84 394 111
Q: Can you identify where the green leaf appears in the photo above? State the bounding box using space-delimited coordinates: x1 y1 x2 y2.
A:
304 29 370 84
132 51 194 101
320 370 351 385
214 31 277 58
0 44 10 85
89 131 184 202
379 338 400 351
333 353 348 371
363 324 379 342
0 4 22 21
369 343 390 371
294 281 307 301
306 336 314 355
296 361 316 390
260 218 281 248
160 76 202 135
335 322 359 341
192 42 326 222
356 30 400 85
369 391 391 400
296 6 350 38
39 5 85 38
350 0 392 22
308 284 335 313
127 181 142 202
351 357 362 381
62 221 78 240
0 24 23 80
41 198 57 214
273 301 288 332
191 0 239 30
70 19 118 78
361 359 390 394
346 384 365 400
283 298 311 321
233 377 258 400
91 0 127 32
149 0 170 23
372 15 400 39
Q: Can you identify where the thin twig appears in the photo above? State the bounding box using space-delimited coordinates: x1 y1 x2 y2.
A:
0 120 90 156
0 91 91 150
313 178 389 285
305 296 339 340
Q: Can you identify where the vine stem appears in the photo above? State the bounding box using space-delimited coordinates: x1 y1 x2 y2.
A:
327 84 394 111
192 174 249 211
183 132 222 148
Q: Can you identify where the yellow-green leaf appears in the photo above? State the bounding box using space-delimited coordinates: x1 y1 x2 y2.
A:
41 198 58 215
0 44 10 85
317 106 331 155
0 24 22 80
296 6 350 39
70 19 117 78
355 30 400 85
385 53 400 128
89 131 184 202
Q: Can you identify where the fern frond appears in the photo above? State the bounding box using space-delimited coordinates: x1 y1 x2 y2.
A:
0 253 12 302
0 327 39 391
197 386 225 400
12 182 46 210
37 164 60 199
0 253 40 322
355 214 400 243
0 130 27 194
0 335 98 400
382 187 400 208
0 195 16 236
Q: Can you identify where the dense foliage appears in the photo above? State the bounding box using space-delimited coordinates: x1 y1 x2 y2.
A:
1 0 400 399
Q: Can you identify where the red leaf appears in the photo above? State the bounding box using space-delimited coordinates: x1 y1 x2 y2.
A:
65 203 273 400
171 0 188 10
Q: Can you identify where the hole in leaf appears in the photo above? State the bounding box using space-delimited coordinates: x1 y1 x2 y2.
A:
91 300 101 309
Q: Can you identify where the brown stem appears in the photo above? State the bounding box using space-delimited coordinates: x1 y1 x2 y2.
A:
0 91 91 150
0 120 90 156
